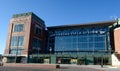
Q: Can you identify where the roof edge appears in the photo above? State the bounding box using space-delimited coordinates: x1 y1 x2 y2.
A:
47 20 117 29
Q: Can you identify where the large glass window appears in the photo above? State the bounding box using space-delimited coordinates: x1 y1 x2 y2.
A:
10 48 16 54
14 24 24 32
11 36 17 46
18 36 24 46
10 36 24 55
10 36 24 46
49 26 110 54
10 48 23 55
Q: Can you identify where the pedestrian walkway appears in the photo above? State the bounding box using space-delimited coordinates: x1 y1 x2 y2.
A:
69 65 120 71
59 64 120 71
0 64 120 71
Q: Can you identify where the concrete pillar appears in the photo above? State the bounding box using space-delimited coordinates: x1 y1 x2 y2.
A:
50 55 56 64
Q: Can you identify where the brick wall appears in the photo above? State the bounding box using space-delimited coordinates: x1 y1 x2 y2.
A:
4 13 46 56
4 16 32 56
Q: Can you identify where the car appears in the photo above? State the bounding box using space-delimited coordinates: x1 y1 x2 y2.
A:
0 62 3 66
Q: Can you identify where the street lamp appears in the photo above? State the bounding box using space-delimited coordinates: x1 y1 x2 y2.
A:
77 47 79 55
37 47 40 63
76 47 79 65
37 47 40 54
62 47 64 54
49 47 52 55
101 55 103 68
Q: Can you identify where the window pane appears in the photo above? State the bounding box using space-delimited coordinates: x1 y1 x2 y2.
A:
10 48 23 55
11 36 17 46
14 24 24 32
53 26 110 54
19 24 23 32
10 36 24 46
18 36 24 46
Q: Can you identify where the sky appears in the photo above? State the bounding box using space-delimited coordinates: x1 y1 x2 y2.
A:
0 0 120 54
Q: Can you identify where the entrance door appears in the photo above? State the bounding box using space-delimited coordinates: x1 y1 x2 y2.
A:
21 57 27 63
61 58 70 64
94 57 109 65
38 58 44 63
94 57 101 65
78 59 85 65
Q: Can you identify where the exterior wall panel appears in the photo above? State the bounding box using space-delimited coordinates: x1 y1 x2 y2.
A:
5 23 13 54
114 27 120 54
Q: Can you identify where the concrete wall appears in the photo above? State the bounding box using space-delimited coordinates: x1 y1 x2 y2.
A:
111 54 120 66
114 27 120 54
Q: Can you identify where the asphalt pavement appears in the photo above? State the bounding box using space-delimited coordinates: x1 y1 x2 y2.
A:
0 65 120 71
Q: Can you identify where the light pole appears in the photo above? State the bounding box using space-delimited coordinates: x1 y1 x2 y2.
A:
101 55 103 68
77 47 79 55
37 47 40 63
93 34 95 55
37 48 40 55
76 47 79 65
62 47 64 54
15 37 19 63
49 47 52 55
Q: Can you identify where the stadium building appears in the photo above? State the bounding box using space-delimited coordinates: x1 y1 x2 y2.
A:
3 12 120 65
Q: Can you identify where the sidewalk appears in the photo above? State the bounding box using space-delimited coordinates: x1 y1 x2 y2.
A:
60 64 120 71
87 65 120 71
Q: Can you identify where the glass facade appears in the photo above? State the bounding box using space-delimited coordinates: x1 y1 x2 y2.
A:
10 36 24 55
48 26 111 54
14 24 24 32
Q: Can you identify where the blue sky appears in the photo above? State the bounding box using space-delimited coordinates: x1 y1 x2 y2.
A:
0 0 120 54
